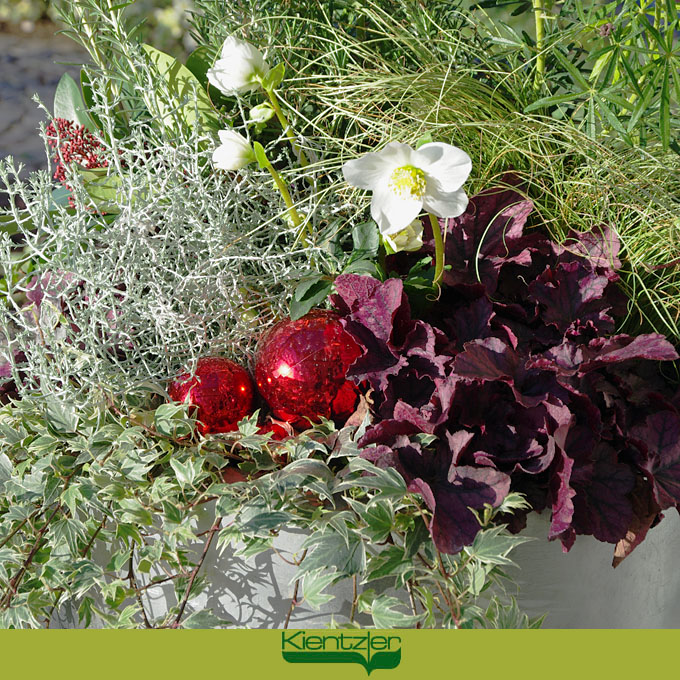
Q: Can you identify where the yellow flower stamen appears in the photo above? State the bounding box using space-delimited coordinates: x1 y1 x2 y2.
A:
388 165 427 199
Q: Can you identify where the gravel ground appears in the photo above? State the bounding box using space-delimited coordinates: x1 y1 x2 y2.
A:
0 23 88 205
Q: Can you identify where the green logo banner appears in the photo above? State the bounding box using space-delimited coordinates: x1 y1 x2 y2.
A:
281 630 402 674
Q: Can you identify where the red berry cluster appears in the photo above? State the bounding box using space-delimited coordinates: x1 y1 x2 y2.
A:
46 118 108 200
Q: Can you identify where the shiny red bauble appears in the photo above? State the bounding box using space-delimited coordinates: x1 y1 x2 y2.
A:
169 356 255 434
254 309 362 427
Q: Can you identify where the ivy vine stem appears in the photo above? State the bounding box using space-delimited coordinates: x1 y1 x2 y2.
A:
171 517 222 628
283 548 308 629
0 475 73 611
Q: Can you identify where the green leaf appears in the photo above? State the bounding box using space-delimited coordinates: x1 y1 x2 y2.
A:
61 484 83 517
300 568 337 610
53 73 94 130
274 458 335 484
290 276 333 320
524 92 582 113
154 403 193 438
552 50 591 91
252 141 269 169
0 452 12 484
404 514 430 558
371 594 424 629
466 525 533 566
589 46 615 83
593 93 630 142
362 500 394 543
181 609 226 629
415 132 433 148
300 530 366 577
80 69 104 132
49 186 72 209
169 458 200 488
142 44 219 131
162 500 183 524
365 545 412 582
261 62 285 91
238 510 293 534
467 561 489 597
185 45 213 87
51 518 86 555
350 219 379 259
45 398 79 435
79 169 122 210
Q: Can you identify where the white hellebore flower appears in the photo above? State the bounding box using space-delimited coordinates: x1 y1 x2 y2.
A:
207 35 271 95
213 130 256 171
342 141 472 235
383 219 424 253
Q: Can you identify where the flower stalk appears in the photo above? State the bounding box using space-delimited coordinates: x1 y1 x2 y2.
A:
253 142 308 245
265 87 309 169
429 213 446 288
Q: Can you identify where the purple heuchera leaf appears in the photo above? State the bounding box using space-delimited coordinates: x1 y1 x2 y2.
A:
432 181 535 294
453 337 519 382
528 261 613 334
335 179 680 557
363 437 510 554
559 224 621 274
570 445 636 544
0 349 27 404
632 411 680 510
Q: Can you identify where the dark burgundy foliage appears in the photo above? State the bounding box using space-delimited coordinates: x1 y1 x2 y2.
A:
0 350 27 404
332 180 680 560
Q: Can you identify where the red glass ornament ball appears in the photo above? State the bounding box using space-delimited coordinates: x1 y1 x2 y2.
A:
254 309 362 427
169 356 255 434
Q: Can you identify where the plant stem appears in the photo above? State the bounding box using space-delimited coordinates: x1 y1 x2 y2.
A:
128 547 153 628
265 88 309 169
435 549 461 627
406 580 421 628
283 548 308 629
533 0 546 87
1 502 62 609
0 507 43 549
172 517 221 628
428 213 445 288
349 574 358 623
261 159 308 246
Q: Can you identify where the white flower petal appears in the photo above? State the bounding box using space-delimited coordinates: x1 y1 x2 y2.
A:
207 36 271 95
377 141 416 167
415 142 472 193
422 184 468 219
221 35 268 72
383 219 424 253
212 130 255 171
342 142 414 190
207 59 260 94
371 184 423 235
342 154 391 190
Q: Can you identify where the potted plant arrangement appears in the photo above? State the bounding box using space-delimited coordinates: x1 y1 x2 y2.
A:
1 0 679 629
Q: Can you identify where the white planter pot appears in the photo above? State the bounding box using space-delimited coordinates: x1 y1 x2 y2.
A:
52 509 680 629
52 515 359 629
512 512 680 628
